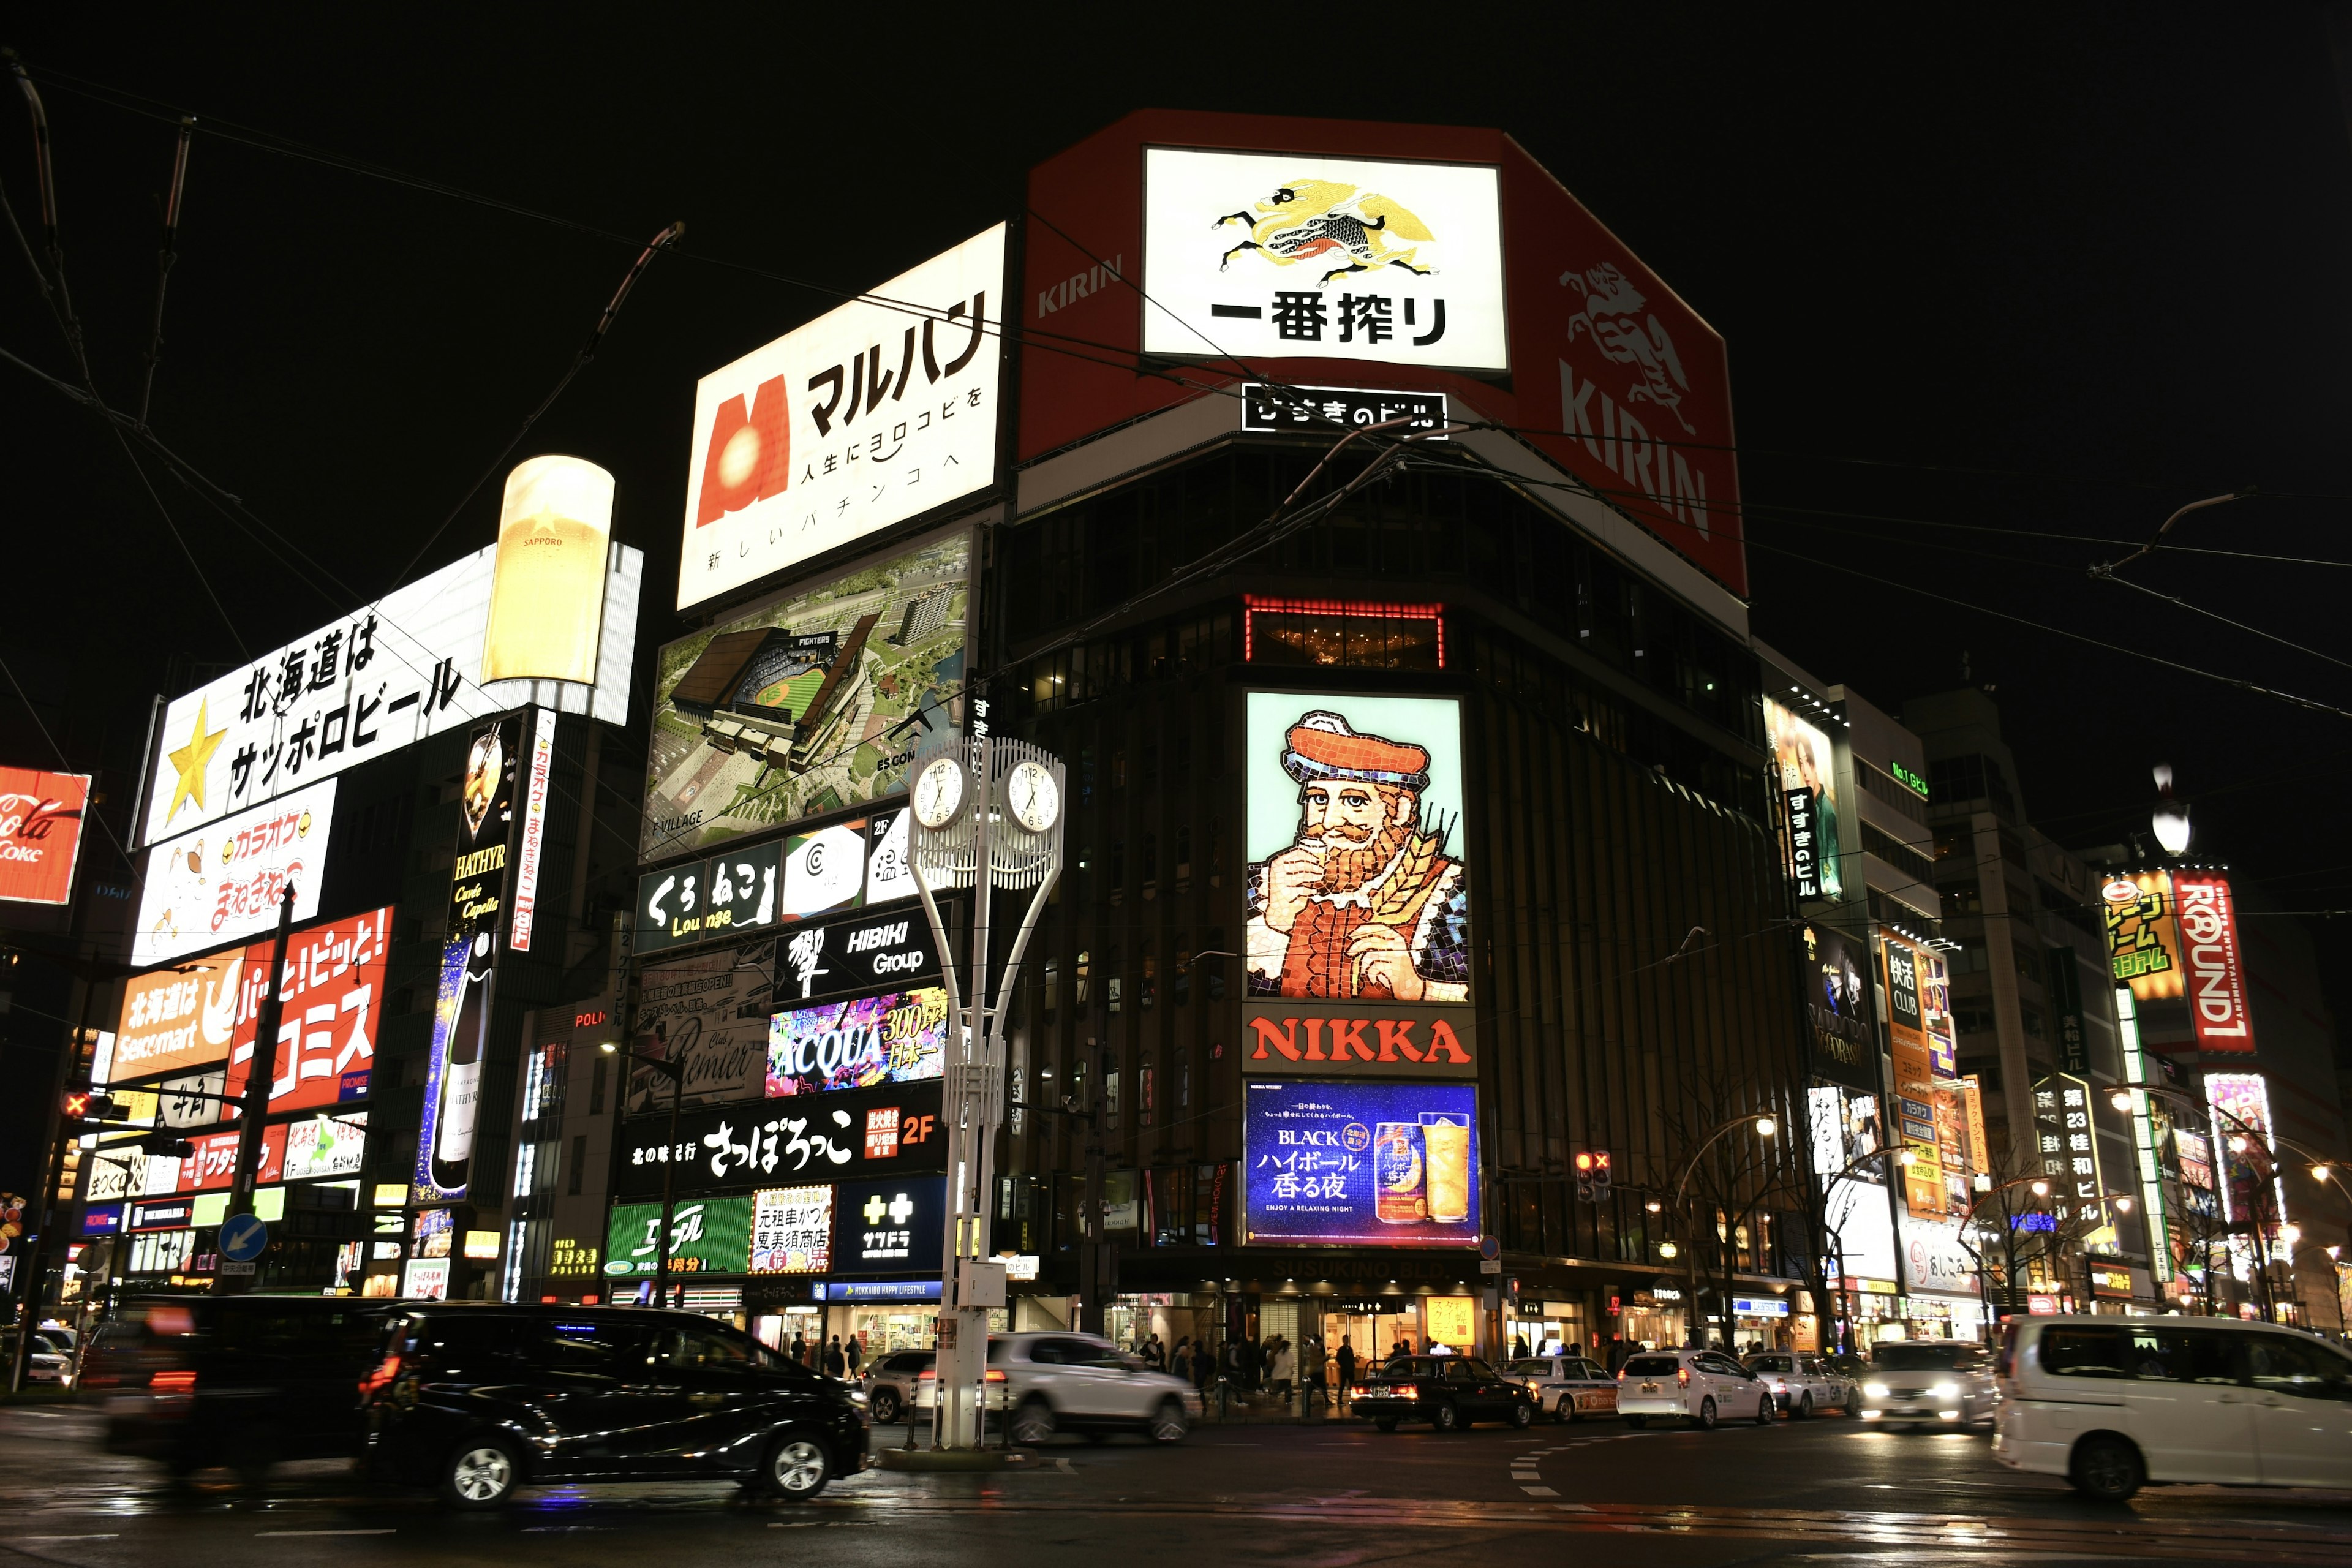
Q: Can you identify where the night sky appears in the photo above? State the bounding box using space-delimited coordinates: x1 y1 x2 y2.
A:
7 12 2351 1003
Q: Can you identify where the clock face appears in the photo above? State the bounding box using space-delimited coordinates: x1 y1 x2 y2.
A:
1006 760 1060 834
912 756 966 829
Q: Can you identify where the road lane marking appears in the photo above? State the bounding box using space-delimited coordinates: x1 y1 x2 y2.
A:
24 1536 119 1541
255 1530 397 1536
1055 1458 1078 1475
1521 1486 1559 1497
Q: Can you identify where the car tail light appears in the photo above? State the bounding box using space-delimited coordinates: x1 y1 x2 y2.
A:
918 1368 936 1381
150 1369 197 1393
984 1370 1006 1382
1676 1367 1691 1387
1393 1384 1418 1400
358 1354 402 1398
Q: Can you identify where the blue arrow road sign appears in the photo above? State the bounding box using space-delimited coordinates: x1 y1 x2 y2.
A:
218 1212 270 1263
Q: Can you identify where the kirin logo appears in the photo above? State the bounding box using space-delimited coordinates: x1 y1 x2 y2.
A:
1213 179 1437 285
1562 263 1694 433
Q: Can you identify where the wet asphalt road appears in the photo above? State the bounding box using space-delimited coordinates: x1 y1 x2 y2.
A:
6 1401 2352 1566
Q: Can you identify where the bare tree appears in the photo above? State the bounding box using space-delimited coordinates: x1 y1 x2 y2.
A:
1654 1076 1807 1353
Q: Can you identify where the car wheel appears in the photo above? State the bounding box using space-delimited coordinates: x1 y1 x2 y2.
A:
439 1437 521 1510
1795 1393 1812 1420
1374 1417 1400 1431
1009 1398 1057 1447
1431 1400 1461 1433
764 1434 831 1502
1510 1400 1536 1430
1756 1396 1774 1427
1695 1396 1717 1431
869 1387 901 1423
2069 1434 2143 1502
1555 1393 1575 1425
1148 1398 1189 1444
1624 1415 1647 1429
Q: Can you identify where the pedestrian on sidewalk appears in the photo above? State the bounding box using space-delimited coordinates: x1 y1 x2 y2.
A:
1302 1336 1327 1412
1606 1332 1629 1373
1172 1336 1193 1382
1267 1336 1294 1401
790 1332 807 1366
1335 1336 1357 1409
823 1336 846 1377
845 1333 863 1377
1144 1332 1166 1370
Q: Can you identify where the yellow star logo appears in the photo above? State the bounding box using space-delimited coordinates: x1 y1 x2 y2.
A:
163 699 228 827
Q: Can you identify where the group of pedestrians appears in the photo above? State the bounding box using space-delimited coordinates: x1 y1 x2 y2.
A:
784 1331 865 1378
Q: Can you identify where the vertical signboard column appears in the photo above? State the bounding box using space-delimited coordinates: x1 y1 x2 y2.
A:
416 714 523 1204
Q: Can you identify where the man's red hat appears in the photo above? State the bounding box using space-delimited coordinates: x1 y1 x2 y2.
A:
1281 710 1430 791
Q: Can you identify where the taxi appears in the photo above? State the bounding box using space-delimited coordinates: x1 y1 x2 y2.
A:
1506 1354 1621 1423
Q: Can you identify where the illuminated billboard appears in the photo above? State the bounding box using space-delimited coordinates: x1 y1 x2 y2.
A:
748 1185 832 1275
138 544 638 845
767 987 948 1097
677 226 1004 611
1800 923 1875 1093
617 1081 943 1196
642 532 968 861
627 940 778 1113
2101 870 2184 1000
113 904 393 1101
417 715 521 1204
134 778 334 968
1242 1078 1479 1247
1764 698 1840 900
604 1196 753 1278
0 767 90 905
2171 870 2254 1052
1141 149 1507 372
1242 692 1469 1005
2206 1072 2284 1237
1020 112 1746 596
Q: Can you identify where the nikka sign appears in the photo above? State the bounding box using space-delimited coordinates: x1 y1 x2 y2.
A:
2171 870 2254 1054
1242 1001 1476 1079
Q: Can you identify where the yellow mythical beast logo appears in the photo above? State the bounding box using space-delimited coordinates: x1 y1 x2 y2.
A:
1212 180 1437 285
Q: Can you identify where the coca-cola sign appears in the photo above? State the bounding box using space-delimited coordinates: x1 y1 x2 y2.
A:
0 766 90 907
2172 870 2254 1053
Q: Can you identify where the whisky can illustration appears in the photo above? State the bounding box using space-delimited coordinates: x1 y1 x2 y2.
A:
1374 1121 1427 1223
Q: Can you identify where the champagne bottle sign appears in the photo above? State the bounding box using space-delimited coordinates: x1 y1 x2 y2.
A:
432 931 496 1189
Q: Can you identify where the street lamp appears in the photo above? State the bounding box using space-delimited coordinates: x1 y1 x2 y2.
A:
601 1039 685 1302
1666 1112 1777 1346
2110 1079 2307 1323
2151 764 2192 856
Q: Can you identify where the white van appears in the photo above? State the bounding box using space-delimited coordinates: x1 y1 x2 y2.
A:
1994 1314 2352 1500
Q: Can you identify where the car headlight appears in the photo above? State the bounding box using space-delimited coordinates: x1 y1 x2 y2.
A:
1863 1381 1890 1399
1931 1382 1959 1400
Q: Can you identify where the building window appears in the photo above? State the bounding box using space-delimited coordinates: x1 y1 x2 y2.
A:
567 1134 586 1196
1243 595 1445 669
587 1055 608 1117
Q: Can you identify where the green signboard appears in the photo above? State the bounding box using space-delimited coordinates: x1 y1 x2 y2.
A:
1890 760 1931 800
603 1194 753 1277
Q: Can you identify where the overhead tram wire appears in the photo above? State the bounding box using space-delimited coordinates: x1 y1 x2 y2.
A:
4 55 249 660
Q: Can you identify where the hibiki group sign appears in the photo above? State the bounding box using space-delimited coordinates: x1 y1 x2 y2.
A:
677 227 1005 610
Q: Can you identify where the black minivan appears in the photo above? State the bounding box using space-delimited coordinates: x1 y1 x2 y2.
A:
362 1304 867 1507
86 1295 398 1480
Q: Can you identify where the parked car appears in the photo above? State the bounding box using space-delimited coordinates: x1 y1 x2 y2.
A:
1352 1353 1540 1432
1506 1355 1621 1423
363 1303 867 1507
1743 1351 1852 1417
23 1330 75 1388
84 1295 397 1479
1994 1314 2352 1501
1857 1338 1996 1427
862 1348 933 1422
1616 1349 1776 1430
916 1333 1197 1445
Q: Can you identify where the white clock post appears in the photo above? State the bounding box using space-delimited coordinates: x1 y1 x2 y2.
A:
905 712 1065 1452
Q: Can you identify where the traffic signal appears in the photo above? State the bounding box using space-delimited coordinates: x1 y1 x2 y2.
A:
1591 1148 1613 1199
64 1090 120 1123
1574 1150 1597 1202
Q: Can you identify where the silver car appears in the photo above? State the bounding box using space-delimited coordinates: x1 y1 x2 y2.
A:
1858 1339 1996 1427
918 1332 1199 1444
861 1349 933 1423
1744 1351 1852 1418
1506 1355 1621 1423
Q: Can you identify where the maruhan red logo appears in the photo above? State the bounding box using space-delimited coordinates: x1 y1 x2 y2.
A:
695 375 791 526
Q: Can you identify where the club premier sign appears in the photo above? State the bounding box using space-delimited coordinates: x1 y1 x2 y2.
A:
1240 1002 1476 1079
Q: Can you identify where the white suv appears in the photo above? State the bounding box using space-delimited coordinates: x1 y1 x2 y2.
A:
921 1332 1200 1444
1617 1349 1776 1430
